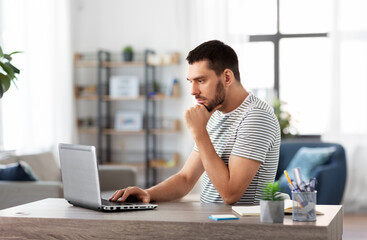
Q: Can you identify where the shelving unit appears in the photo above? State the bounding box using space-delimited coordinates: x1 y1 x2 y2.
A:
74 50 180 187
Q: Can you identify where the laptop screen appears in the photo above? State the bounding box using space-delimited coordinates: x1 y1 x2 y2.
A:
59 144 102 209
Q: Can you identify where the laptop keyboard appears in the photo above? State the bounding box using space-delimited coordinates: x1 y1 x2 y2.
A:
102 199 134 206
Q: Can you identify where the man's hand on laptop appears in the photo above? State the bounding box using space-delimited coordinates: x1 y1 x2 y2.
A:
109 187 151 203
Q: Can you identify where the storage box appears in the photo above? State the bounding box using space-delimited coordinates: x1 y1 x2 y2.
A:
109 76 139 97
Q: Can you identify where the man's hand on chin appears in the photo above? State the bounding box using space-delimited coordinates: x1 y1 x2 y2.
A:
184 104 221 139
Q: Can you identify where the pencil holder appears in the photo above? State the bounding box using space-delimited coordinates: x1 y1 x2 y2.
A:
292 191 317 222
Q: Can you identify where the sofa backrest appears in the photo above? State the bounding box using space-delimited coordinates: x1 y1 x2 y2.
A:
276 141 345 179
0 152 61 182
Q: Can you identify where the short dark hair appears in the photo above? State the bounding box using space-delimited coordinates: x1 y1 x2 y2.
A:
186 40 241 81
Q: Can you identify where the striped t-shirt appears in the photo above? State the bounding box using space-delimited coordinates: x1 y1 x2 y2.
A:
194 93 280 205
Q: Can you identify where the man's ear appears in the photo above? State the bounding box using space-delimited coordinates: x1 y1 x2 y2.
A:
223 69 234 87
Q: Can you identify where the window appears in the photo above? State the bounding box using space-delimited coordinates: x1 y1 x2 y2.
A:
228 0 332 135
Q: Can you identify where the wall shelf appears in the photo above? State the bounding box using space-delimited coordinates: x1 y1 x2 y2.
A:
74 50 181 187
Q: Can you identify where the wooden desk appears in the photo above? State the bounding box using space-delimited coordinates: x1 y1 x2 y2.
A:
0 198 342 240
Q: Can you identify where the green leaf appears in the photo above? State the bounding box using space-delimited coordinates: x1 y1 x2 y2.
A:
9 51 23 56
0 46 3 58
0 73 11 92
0 62 15 79
3 54 12 61
5 62 20 74
11 78 18 89
0 81 4 98
261 181 284 201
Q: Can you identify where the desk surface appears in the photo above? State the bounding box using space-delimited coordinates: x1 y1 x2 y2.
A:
0 198 343 240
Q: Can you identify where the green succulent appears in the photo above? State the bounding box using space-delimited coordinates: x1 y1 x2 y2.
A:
261 181 284 201
0 45 21 99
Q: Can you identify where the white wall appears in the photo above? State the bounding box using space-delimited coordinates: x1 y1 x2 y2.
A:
71 0 196 188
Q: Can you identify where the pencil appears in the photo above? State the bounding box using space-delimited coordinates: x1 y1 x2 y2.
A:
284 170 293 186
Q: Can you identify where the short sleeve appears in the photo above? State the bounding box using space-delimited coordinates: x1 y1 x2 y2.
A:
232 108 279 163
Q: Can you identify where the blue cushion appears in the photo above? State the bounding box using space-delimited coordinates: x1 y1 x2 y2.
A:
0 161 38 181
278 147 336 185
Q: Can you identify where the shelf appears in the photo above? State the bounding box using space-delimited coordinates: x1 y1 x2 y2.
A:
102 129 146 135
78 127 180 135
76 94 179 101
100 153 179 169
102 61 145 68
74 50 180 187
102 95 145 101
78 127 98 134
74 60 178 68
74 61 98 68
74 60 144 68
76 95 99 100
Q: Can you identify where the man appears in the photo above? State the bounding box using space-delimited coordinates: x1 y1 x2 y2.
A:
110 40 280 205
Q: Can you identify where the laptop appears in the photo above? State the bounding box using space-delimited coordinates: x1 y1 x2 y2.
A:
58 143 157 211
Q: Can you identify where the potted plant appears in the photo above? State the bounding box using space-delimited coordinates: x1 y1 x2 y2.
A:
273 99 297 139
0 45 21 99
122 46 134 62
260 181 285 223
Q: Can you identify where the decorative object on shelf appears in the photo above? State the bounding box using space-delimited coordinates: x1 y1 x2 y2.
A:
169 78 179 97
109 76 139 97
0 45 21 99
75 85 97 97
273 99 297 139
147 52 180 65
114 111 143 131
260 181 285 223
149 153 179 168
122 46 134 62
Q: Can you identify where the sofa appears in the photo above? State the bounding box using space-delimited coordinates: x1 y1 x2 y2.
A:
0 151 136 210
276 141 347 205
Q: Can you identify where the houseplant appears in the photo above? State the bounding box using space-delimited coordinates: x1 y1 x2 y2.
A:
122 46 134 61
0 45 21 99
273 99 297 139
260 181 285 223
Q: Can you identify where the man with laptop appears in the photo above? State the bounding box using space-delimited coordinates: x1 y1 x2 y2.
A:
109 40 281 205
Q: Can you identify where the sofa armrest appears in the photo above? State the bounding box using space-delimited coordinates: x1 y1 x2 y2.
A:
0 181 63 210
312 162 346 204
98 165 137 192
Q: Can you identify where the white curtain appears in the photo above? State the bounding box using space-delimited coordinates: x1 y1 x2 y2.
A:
323 0 367 212
0 0 74 155
187 0 229 49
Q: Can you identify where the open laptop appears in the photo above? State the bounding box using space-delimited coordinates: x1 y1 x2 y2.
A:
58 143 157 211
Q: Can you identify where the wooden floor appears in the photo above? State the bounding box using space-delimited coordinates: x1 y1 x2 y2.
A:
343 213 367 240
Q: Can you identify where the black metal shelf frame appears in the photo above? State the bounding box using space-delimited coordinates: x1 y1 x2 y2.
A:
96 49 159 188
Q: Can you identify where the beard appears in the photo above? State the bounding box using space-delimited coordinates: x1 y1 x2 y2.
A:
203 81 225 112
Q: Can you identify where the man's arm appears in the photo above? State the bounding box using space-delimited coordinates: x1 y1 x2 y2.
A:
194 131 261 204
185 104 261 205
109 150 204 203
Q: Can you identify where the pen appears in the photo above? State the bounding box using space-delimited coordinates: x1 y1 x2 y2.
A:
309 178 317 192
293 168 306 192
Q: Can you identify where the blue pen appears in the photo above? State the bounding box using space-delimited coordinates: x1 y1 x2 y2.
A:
309 178 317 192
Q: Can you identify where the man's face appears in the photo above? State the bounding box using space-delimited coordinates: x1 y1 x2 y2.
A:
187 60 226 112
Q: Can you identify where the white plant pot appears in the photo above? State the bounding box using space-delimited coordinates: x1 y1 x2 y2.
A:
260 200 284 223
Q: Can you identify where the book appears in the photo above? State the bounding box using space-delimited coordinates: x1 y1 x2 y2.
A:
209 214 239 221
232 200 324 216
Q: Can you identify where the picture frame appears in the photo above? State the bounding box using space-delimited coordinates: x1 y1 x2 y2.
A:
109 76 139 97
114 111 143 131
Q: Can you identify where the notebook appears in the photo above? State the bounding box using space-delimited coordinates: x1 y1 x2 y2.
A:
58 143 157 211
232 200 324 216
